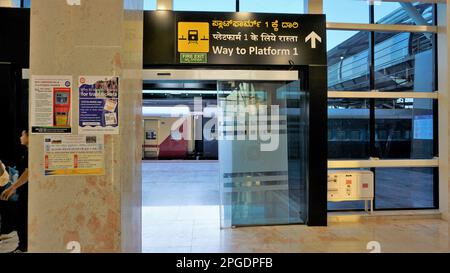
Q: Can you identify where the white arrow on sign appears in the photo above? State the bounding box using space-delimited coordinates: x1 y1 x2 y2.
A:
305 31 322 49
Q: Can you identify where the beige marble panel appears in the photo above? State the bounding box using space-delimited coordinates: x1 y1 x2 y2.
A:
28 0 142 252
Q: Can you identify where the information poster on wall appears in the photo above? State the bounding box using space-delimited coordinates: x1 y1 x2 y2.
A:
44 135 105 176
79 76 119 134
30 75 73 134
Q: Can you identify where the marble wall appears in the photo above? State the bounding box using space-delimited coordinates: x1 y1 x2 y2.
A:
28 0 143 252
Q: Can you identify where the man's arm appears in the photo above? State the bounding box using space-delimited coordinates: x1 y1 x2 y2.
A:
10 168 28 190
0 168 28 200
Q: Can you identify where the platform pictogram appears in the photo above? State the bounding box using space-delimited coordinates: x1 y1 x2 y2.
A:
178 22 210 53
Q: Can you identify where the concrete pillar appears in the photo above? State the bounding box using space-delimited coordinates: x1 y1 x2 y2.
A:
28 0 143 252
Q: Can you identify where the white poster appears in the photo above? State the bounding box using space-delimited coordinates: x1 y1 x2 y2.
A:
30 75 73 134
44 135 105 176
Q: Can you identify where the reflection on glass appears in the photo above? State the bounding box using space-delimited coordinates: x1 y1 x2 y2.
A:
375 2 434 25
375 167 435 209
240 0 303 14
328 200 366 211
142 82 218 160
218 80 307 227
327 31 370 91
174 0 235 12
375 32 435 92
324 0 369 23
328 99 370 159
144 0 156 10
375 98 434 159
0 0 20 7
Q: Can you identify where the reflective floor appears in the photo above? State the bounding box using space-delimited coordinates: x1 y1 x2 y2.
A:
142 161 449 253
142 160 219 207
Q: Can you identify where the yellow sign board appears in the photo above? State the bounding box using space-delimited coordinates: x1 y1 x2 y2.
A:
178 22 210 53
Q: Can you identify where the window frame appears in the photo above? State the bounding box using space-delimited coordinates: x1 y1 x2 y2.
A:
325 2 439 212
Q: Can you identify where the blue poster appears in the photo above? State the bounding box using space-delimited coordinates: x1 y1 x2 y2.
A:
79 76 119 134
413 115 433 140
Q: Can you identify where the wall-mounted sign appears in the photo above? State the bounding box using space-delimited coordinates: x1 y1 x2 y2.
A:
144 11 327 66
44 135 105 176
78 76 119 135
30 75 73 134
178 22 210 54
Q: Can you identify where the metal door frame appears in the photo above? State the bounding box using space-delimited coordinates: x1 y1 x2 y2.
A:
144 68 303 228
142 67 328 227
143 69 299 81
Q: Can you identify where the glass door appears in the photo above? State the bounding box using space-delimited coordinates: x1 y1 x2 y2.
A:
218 79 308 227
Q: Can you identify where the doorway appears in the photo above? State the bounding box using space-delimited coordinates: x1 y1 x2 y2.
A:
141 69 308 252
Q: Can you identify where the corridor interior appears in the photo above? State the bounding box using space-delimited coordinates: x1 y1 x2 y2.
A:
142 160 220 253
140 161 449 253
139 77 448 253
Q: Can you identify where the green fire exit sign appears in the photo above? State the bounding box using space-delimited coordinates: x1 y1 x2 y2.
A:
180 53 207 64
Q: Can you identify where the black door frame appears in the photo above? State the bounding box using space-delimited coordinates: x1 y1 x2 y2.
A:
142 65 328 226
147 9 329 226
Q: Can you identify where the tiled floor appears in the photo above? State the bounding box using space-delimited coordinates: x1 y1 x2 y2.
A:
142 160 219 207
142 161 450 253
142 207 449 253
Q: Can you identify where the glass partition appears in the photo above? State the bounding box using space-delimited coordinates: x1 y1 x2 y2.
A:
217 79 307 227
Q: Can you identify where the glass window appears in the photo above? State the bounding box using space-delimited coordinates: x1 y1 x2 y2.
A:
375 98 434 159
240 0 303 14
327 30 370 91
324 0 369 23
174 0 235 12
328 99 370 159
0 0 21 7
375 2 434 25
325 1 438 213
375 167 435 209
374 32 435 92
144 0 156 10
328 200 366 211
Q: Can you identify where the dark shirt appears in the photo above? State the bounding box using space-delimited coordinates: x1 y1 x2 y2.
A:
17 149 28 176
16 149 28 198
